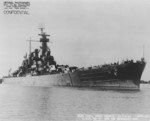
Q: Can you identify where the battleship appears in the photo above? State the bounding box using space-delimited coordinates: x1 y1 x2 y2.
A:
2 28 146 90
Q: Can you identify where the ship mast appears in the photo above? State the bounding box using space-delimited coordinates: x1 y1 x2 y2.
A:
143 45 145 59
26 37 39 55
38 27 50 56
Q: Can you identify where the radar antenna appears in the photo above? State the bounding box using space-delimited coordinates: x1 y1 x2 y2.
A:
39 27 44 34
38 23 45 34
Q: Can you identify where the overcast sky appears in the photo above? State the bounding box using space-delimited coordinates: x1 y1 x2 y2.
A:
0 0 150 80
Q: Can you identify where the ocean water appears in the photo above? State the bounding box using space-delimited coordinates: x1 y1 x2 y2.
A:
0 84 150 121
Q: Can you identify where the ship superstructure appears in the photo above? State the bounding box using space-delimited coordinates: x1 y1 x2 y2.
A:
13 28 58 77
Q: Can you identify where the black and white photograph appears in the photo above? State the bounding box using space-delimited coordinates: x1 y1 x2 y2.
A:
0 0 150 121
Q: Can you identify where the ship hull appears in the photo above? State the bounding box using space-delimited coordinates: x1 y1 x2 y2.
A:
2 59 146 90
2 72 140 90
